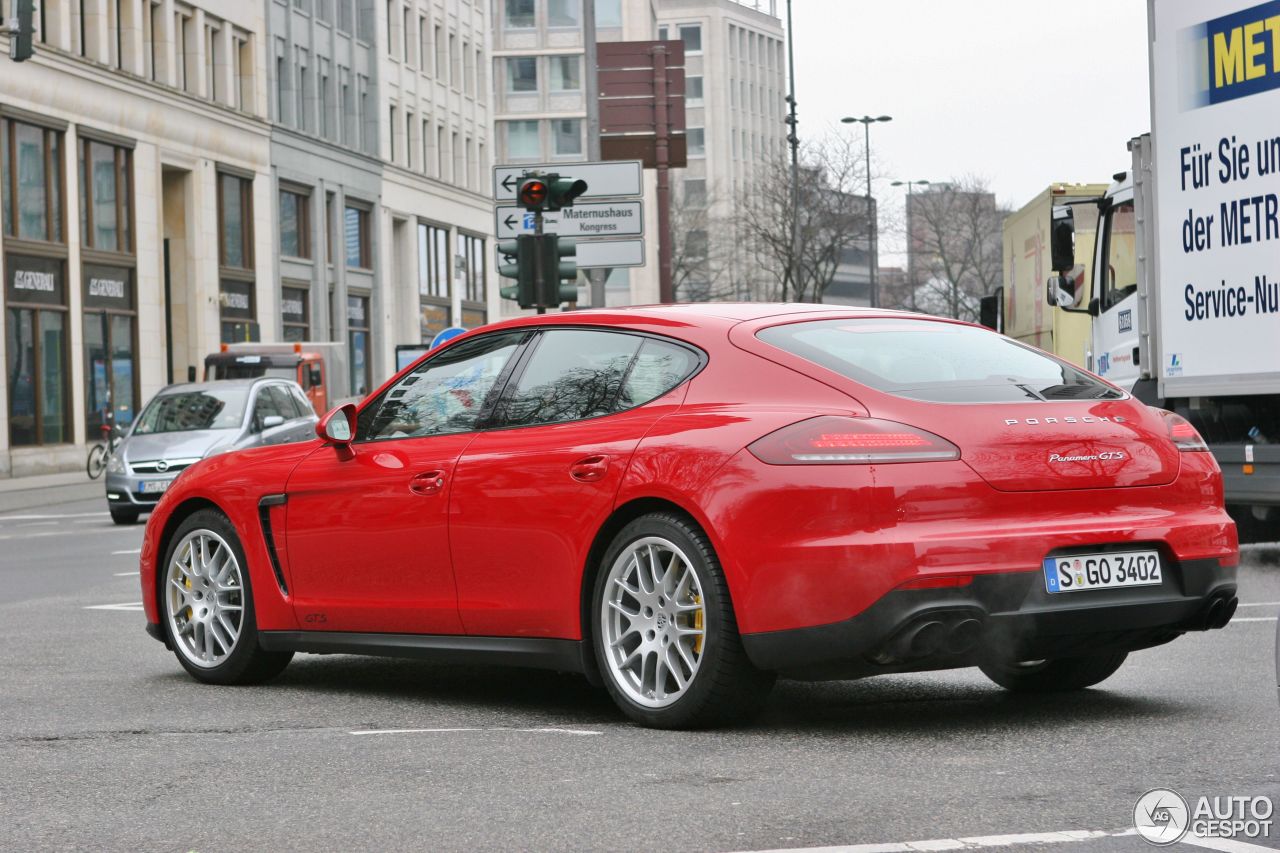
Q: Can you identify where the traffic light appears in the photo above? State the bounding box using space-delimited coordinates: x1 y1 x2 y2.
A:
537 236 579 306
545 176 588 211
497 236 536 308
517 178 548 211
11 0 35 62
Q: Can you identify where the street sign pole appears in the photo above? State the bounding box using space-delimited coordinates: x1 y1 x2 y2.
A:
654 44 674 303
582 0 610 308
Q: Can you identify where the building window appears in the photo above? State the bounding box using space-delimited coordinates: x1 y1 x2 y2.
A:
506 57 537 94
548 0 580 27
658 25 668 41
553 119 582 156
347 294 371 396
550 55 580 91
78 140 132 254
506 120 539 159
457 232 485 303
218 173 253 269
435 24 445 78
1 119 63 244
684 178 707 207
449 33 460 86
82 265 138 438
389 105 398 163
419 15 429 72
598 0 622 27
344 204 371 269
325 192 335 264
6 258 71 447
337 0 353 33
418 222 449 299
279 188 311 259
687 75 703 105
679 24 702 54
282 285 310 341
687 127 705 157
505 0 534 28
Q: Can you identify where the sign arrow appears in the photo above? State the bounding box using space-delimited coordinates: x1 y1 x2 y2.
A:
501 174 519 191
504 215 518 229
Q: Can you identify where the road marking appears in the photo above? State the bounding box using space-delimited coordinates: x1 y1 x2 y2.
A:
1240 542 1280 551
1229 616 1277 623
1237 602 1280 608
112 548 141 555
739 827 1278 852
349 726 602 737
83 602 144 611
113 571 140 577
0 512 108 521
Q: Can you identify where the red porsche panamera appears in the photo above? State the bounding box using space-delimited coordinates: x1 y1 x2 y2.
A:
139 303 1238 728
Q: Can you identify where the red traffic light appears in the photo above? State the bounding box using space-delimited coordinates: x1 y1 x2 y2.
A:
519 179 548 209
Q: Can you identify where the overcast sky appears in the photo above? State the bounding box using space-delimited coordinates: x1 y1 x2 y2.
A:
789 0 1150 264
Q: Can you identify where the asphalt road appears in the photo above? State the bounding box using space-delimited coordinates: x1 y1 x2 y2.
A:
1 497 1277 852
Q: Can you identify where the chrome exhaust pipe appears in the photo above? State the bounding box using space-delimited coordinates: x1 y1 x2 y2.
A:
946 618 983 655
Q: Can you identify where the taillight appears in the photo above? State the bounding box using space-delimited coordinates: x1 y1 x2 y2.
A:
747 416 960 465
1154 409 1209 452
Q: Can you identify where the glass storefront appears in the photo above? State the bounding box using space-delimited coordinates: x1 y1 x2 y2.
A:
5 255 70 446
347 293 371 396
82 264 137 436
282 284 309 342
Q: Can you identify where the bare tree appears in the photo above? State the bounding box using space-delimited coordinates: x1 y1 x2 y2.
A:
900 176 1007 320
669 181 738 302
739 135 869 303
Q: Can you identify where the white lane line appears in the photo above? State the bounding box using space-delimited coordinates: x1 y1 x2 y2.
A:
1237 602 1280 608
112 548 141 555
1229 616 1278 623
738 827 1279 853
83 602 144 611
0 512 108 521
1240 542 1280 551
113 571 140 577
1182 833 1280 852
349 726 602 737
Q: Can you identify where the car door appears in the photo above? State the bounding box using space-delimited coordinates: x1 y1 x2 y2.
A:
282 331 528 634
450 330 701 638
240 383 289 450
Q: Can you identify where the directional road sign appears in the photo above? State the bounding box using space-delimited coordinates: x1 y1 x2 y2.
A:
493 160 643 202
494 238 644 272
494 201 644 239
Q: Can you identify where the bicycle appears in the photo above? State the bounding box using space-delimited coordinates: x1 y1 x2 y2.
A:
86 422 122 480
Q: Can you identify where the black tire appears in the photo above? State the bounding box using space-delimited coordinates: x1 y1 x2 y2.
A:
159 508 293 685
109 507 140 525
979 651 1129 693
591 511 775 729
87 444 107 479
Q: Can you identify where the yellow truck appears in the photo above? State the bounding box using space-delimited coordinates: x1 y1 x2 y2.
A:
998 183 1108 368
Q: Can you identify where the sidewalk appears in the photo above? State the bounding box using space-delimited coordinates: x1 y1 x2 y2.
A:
0 470 103 514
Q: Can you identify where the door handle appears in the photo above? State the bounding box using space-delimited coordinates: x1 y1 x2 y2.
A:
409 470 446 496
569 455 610 483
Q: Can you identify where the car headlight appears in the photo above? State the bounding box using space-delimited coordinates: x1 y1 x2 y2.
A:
106 454 125 474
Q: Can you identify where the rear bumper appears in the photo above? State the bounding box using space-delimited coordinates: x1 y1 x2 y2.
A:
741 557 1237 679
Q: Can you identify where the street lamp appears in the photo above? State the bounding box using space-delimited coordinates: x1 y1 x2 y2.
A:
841 114 892 308
891 179 930 311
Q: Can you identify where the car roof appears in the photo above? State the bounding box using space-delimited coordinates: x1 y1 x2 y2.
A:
482 302 925 333
156 377 298 395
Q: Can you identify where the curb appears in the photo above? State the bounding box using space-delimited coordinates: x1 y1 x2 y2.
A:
0 483 103 514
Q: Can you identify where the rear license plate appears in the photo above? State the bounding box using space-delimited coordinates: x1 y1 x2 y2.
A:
140 479 174 494
1043 550 1162 593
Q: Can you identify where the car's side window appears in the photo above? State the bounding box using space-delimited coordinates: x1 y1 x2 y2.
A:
500 330 643 427
617 339 701 409
289 386 312 419
357 332 525 442
250 386 288 432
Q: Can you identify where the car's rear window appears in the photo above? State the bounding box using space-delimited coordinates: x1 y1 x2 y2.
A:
757 319 1123 403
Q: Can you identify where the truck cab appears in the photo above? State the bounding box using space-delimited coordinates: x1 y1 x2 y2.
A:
205 344 330 415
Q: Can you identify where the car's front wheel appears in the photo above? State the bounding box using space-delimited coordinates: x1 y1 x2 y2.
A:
979 651 1128 692
160 509 292 685
591 512 775 729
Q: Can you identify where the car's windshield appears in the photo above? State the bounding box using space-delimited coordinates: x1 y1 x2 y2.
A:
759 318 1123 403
132 388 249 434
212 364 296 381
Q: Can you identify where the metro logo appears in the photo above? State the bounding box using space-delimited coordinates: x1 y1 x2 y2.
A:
1194 0 1280 105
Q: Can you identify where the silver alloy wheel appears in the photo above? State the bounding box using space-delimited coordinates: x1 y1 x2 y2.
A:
164 529 245 669
600 536 707 708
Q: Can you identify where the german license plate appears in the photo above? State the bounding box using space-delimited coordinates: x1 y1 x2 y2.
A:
1043 550 1162 593
140 479 174 494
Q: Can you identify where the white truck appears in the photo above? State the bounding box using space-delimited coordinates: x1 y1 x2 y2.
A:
1046 0 1280 536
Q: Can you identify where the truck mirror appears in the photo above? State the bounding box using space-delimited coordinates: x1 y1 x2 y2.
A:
979 288 1003 332
1050 204 1075 271
1046 274 1076 308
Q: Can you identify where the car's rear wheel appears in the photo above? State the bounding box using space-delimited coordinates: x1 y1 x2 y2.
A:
160 509 292 685
109 507 139 525
591 512 775 729
979 651 1128 692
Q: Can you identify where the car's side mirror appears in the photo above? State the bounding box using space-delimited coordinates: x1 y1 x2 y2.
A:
261 415 285 430
316 403 357 447
1050 204 1075 271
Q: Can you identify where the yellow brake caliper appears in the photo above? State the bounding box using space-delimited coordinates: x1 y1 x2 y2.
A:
693 595 704 655
184 575 192 620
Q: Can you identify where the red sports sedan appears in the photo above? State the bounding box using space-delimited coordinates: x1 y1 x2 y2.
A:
139 304 1238 728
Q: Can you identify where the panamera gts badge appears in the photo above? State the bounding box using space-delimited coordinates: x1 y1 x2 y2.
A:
1048 451 1126 463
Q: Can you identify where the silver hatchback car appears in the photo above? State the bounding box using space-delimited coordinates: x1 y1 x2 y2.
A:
105 377 318 524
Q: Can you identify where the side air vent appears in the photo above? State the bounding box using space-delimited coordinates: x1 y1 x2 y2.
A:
258 494 289 596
